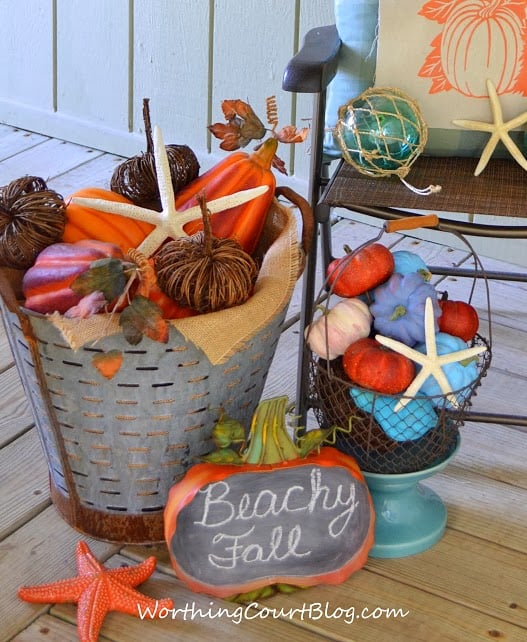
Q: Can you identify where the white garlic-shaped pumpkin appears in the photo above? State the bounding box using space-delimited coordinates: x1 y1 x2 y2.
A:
305 298 372 360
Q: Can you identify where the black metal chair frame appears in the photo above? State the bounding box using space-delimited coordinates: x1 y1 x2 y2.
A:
282 24 527 428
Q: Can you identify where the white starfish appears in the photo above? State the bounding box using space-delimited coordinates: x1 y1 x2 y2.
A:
452 79 527 177
71 126 269 256
376 297 487 412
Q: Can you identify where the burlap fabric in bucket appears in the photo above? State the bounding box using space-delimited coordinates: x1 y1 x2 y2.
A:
0 188 312 544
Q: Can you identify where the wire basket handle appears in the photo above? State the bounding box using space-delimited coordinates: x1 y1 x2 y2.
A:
384 214 439 234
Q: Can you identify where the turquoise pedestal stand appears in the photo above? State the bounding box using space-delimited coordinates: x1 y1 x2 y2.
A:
363 440 460 558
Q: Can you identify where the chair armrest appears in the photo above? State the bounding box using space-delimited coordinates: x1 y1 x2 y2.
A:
282 24 341 94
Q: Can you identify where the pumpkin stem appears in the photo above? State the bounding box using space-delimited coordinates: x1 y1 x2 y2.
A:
390 304 407 321
196 191 214 257
250 137 278 170
243 396 300 465
143 98 154 155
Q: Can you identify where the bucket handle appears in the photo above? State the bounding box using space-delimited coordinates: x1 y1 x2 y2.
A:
275 186 315 274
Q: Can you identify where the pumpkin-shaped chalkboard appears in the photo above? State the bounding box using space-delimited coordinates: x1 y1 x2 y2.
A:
164 397 375 600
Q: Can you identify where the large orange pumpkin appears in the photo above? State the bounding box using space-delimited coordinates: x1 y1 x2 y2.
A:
164 397 375 599
62 188 155 253
175 137 277 255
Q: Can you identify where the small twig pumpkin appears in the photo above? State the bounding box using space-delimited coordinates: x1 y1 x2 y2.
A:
110 98 200 209
154 192 258 313
0 176 66 269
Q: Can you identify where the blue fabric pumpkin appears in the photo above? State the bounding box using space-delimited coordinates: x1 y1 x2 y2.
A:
392 250 432 281
415 332 479 408
350 387 437 442
371 272 440 346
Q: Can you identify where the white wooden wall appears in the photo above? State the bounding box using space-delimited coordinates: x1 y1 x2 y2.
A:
0 0 525 265
0 0 334 187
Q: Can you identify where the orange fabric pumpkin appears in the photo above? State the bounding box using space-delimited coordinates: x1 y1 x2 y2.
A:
63 188 155 253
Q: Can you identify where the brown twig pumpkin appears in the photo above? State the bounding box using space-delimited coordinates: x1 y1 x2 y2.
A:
154 191 258 313
0 176 66 269
110 98 200 209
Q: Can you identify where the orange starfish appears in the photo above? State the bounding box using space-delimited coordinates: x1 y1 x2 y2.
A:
18 540 174 642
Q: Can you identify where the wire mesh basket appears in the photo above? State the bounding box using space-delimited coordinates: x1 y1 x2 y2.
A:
0 189 312 544
305 215 492 474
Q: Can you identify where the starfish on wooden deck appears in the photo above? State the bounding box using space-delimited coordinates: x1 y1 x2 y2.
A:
376 297 487 412
18 540 174 642
452 79 527 176
71 126 269 256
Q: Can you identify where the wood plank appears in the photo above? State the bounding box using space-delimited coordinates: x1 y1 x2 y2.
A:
366 529 527 629
468 368 527 419
456 422 527 488
51 552 331 642
0 1 54 110
0 126 49 160
211 1 296 161
56 0 129 133
0 365 33 447
287 0 335 183
260 568 527 642
11 614 83 642
124 542 527 642
0 138 104 185
0 323 13 372
47 152 125 195
0 428 50 540
133 0 212 160
427 465 527 553
0 507 118 642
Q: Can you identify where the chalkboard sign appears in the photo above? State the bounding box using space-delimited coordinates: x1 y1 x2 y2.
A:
164 448 375 598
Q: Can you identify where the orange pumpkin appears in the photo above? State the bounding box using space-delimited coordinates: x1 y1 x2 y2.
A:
343 337 416 394
164 397 375 599
327 243 394 298
63 188 155 253
175 137 278 255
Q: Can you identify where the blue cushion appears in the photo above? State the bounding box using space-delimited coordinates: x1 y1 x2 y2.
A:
324 0 378 159
324 0 521 159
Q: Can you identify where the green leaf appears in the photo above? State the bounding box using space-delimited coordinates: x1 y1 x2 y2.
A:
119 295 169 345
71 258 127 302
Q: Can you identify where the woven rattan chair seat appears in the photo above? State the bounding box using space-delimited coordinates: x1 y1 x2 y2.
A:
325 157 527 220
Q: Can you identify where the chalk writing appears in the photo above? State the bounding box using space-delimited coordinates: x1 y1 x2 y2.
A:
169 464 372 587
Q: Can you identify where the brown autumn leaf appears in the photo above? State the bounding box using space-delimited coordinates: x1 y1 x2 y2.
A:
119 295 169 345
208 99 266 150
274 125 310 145
271 154 288 175
92 350 124 380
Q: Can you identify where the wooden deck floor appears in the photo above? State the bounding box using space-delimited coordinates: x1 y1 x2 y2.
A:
0 124 526 641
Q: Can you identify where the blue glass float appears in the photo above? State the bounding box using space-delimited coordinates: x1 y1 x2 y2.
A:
333 87 428 177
